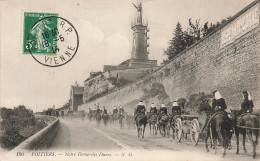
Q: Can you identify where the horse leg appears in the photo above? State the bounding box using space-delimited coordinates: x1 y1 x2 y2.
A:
247 129 256 158
216 126 226 157
205 131 209 152
142 124 146 139
235 130 240 154
149 123 151 135
242 132 247 153
167 125 170 138
137 124 140 138
213 138 217 154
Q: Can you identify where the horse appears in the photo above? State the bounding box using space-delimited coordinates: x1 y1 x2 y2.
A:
80 110 86 121
102 113 109 126
230 109 259 158
148 113 158 135
96 112 102 126
112 113 119 124
87 112 93 122
159 114 170 137
125 114 134 129
68 110 73 120
135 111 147 139
118 113 125 129
198 100 233 157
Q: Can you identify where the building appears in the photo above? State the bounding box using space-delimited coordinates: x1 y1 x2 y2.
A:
70 82 84 111
83 3 159 103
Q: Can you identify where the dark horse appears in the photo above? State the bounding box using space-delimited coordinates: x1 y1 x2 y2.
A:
148 112 158 135
135 109 147 139
159 114 170 137
112 113 119 124
96 112 102 126
102 113 109 126
118 113 125 129
230 110 259 158
198 100 233 157
88 112 93 122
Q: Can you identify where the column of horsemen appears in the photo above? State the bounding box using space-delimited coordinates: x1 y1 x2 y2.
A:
86 90 259 158
88 90 255 131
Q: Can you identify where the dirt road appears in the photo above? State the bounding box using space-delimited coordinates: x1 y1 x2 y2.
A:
49 118 259 161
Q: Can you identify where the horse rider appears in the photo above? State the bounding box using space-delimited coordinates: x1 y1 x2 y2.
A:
97 106 102 115
202 90 228 132
103 107 108 114
134 101 146 121
172 101 181 116
148 103 157 120
158 104 167 121
113 106 118 114
119 105 125 114
150 103 158 114
238 90 254 116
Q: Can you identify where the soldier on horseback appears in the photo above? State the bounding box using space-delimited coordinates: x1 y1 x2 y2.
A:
119 105 124 114
170 101 181 122
113 106 118 114
148 103 157 120
134 101 146 121
158 104 167 122
103 107 108 114
150 103 157 114
172 101 181 115
238 90 254 116
203 90 228 132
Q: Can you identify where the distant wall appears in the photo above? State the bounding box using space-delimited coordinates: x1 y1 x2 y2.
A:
79 1 260 113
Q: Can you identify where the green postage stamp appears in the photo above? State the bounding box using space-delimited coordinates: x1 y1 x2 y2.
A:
23 12 79 67
23 12 58 55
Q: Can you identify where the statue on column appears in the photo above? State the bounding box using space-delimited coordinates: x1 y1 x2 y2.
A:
132 3 142 25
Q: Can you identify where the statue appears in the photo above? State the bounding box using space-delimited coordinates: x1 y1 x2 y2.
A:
132 3 142 25
132 3 142 12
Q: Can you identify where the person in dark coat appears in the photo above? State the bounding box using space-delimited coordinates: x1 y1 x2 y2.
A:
97 107 102 115
238 90 254 116
203 90 228 132
158 104 167 121
119 105 124 114
103 107 108 114
149 103 157 114
56 110 59 118
134 101 146 120
159 104 167 115
113 106 118 114
172 101 181 116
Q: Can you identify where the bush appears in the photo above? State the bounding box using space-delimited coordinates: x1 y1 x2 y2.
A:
0 106 47 150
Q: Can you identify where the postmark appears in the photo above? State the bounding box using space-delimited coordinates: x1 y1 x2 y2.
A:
24 12 79 67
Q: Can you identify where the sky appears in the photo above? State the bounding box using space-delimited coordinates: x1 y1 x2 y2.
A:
0 0 255 111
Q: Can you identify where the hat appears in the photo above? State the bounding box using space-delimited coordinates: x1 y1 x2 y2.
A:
161 104 165 107
214 91 222 100
151 103 155 107
173 101 179 106
138 101 143 106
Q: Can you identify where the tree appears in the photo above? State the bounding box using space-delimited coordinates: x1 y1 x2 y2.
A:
164 22 186 60
185 18 202 44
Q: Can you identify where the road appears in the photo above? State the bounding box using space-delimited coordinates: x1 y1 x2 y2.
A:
49 118 259 161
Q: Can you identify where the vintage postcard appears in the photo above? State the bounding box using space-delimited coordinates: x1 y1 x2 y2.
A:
0 0 259 161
